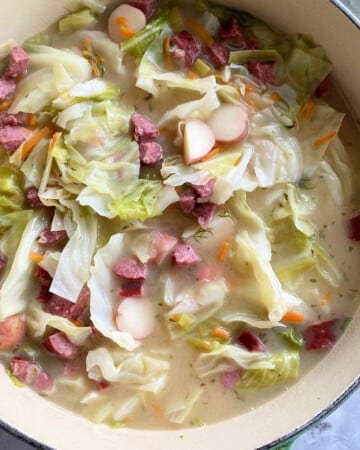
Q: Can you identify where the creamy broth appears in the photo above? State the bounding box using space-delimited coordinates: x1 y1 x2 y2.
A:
0 0 359 430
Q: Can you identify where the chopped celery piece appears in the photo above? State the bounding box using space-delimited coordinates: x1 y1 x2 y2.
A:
169 6 184 32
193 59 213 78
24 33 50 47
186 337 218 352
277 328 304 349
68 0 106 15
121 13 168 60
234 351 299 390
175 314 196 330
229 49 282 65
59 9 97 34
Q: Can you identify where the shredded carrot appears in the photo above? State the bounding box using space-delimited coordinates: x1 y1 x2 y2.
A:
48 131 62 154
72 320 82 327
20 126 54 162
187 70 199 80
300 100 315 122
83 37 92 52
282 311 304 323
211 326 230 340
119 26 136 38
0 99 13 112
163 36 173 70
185 18 214 46
245 99 256 110
271 92 281 103
115 16 129 27
90 61 100 78
314 131 337 148
244 83 254 94
215 73 224 83
28 113 37 128
170 314 180 323
29 252 43 263
321 291 331 307
217 241 230 262
200 146 222 162
234 155 242 166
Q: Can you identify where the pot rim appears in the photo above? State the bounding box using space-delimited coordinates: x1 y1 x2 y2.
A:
0 1 359 449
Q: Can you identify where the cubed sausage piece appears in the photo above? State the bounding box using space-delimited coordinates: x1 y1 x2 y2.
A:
0 314 26 350
5 47 29 79
26 186 42 208
303 320 338 350
0 79 16 101
45 288 89 320
39 229 67 247
139 141 162 164
131 113 159 142
10 357 53 391
34 267 52 287
179 189 197 214
153 232 178 264
219 17 243 42
113 257 147 280
119 279 144 297
0 126 30 152
237 331 266 352
192 179 215 198
129 0 157 18
171 31 201 69
207 43 230 68
43 332 79 360
192 203 216 228
172 243 201 266
247 61 278 84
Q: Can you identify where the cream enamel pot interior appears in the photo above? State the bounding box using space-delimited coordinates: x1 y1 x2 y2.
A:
0 1 359 449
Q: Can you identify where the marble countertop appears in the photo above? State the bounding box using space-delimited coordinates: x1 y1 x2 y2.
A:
1 0 359 449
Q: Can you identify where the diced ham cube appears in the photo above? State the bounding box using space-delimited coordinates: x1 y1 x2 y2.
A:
37 285 52 303
179 189 197 214
139 141 162 164
119 279 144 297
5 47 29 79
303 319 338 350
34 267 52 287
153 232 178 264
172 243 201 266
131 113 159 142
171 30 201 69
347 214 360 241
0 126 30 152
39 229 67 247
0 314 26 350
0 110 28 127
219 17 243 42
192 203 216 228
45 288 89 320
113 257 147 280
129 0 157 18
26 186 42 208
32 370 53 392
10 357 53 392
0 78 16 101
207 43 230 68
237 331 266 352
247 60 278 85
98 380 111 392
192 179 215 198
43 332 79 360
222 369 242 389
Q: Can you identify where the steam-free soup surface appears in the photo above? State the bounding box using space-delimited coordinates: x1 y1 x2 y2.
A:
0 0 359 429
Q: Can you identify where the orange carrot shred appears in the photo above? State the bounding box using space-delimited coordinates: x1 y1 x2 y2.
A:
217 241 230 262
187 70 199 80
48 131 62 154
321 291 331 307
21 126 54 162
314 131 337 148
186 18 214 46
200 146 222 162
234 155 242 166
271 92 281 103
244 83 254 94
300 100 315 121
83 37 92 51
0 99 13 112
28 113 37 128
72 320 82 327
29 252 44 263
282 311 304 323
119 26 136 38
211 326 230 340
163 36 173 70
